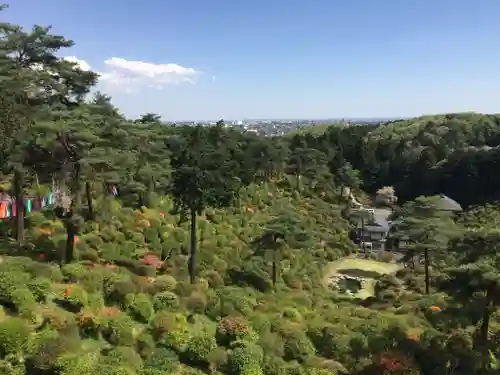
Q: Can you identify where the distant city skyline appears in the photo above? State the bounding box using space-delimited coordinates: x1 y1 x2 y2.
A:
168 117 403 124
6 0 500 120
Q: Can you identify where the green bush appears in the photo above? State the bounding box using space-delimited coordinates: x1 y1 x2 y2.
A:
61 263 89 283
201 270 224 289
124 293 154 323
11 288 37 317
227 341 264 375
59 284 88 312
150 312 190 352
175 281 193 297
216 316 258 346
103 312 136 347
106 279 138 305
154 275 177 292
78 247 101 263
100 346 144 373
283 331 316 362
282 307 302 322
0 317 31 358
27 278 51 302
0 271 31 305
27 329 80 373
153 291 179 311
143 347 179 373
185 292 207 313
136 333 155 358
25 262 64 282
184 334 217 364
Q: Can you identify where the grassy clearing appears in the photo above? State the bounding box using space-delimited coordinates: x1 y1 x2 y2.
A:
325 257 401 276
324 257 402 299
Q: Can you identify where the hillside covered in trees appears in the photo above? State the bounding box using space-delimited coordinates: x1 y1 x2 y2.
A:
1 5 500 375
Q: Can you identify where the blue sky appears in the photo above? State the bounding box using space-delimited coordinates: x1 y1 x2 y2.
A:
6 0 500 121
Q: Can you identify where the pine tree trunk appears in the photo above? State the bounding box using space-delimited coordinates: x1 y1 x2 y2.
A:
424 247 430 294
85 181 94 220
72 162 81 209
13 169 24 245
361 217 367 258
199 225 205 253
271 251 277 287
146 177 154 208
479 287 495 369
480 288 494 344
64 216 76 264
188 208 197 284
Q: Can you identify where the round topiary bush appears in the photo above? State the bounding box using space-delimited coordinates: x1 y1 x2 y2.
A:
61 263 89 283
102 312 136 347
150 312 190 353
0 271 31 307
227 341 264 375
216 316 257 346
201 270 224 289
153 291 179 311
154 275 177 292
184 334 217 364
185 292 207 314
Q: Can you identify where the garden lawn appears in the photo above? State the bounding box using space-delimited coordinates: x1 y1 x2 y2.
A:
324 257 402 299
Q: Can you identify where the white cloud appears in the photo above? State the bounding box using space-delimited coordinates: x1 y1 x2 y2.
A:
63 56 92 71
61 56 200 92
99 57 199 91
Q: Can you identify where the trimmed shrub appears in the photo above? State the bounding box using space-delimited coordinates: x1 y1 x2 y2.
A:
0 317 31 357
124 293 154 323
103 312 136 347
153 291 179 311
154 275 177 292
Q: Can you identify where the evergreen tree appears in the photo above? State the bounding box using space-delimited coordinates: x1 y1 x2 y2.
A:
440 230 500 371
170 125 241 284
392 195 461 294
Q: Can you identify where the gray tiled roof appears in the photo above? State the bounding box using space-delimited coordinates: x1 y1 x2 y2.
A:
436 194 463 212
357 210 390 232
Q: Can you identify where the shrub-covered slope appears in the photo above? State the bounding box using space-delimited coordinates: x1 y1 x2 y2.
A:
0 183 434 375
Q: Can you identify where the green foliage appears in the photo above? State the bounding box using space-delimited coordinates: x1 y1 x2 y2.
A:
227 341 264 375
153 291 179 311
184 334 217 364
1 7 500 375
0 317 30 358
124 293 154 323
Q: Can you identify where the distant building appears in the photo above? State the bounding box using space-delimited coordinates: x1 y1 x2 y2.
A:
433 194 463 212
354 194 462 253
356 209 391 252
